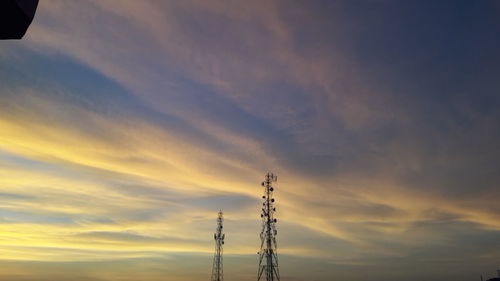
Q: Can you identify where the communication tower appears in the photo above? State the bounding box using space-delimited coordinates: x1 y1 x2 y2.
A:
211 210 225 281
257 172 280 281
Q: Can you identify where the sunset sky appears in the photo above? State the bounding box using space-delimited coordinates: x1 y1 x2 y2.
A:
1 1 500 281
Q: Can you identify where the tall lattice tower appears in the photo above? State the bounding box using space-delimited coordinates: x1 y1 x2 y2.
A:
211 210 225 281
257 172 280 281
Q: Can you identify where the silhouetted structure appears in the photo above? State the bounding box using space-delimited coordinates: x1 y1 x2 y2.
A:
211 211 225 281
257 172 280 281
0 0 39 39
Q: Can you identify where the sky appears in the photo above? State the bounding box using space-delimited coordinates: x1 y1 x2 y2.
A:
1 0 500 280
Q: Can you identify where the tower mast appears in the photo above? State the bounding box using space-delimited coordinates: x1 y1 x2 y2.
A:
211 210 225 281
257 172 280 281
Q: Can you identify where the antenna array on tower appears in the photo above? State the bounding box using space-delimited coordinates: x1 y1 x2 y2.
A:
257 172 280 281
211 210 225 281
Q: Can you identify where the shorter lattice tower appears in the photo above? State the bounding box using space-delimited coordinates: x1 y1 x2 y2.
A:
211 210 225 281
257 172 280 281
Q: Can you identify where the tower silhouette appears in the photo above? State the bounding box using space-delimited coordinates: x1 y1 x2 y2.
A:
257 172 280 281
211 210 225 281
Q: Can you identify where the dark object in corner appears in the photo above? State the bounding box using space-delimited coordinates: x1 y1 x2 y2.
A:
0 0 39 39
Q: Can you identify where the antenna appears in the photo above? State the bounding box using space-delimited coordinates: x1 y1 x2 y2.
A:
211 211 225 281
257 172 281 281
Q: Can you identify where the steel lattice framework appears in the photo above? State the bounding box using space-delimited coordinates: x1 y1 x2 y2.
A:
257 172 280 281
211 210 225 281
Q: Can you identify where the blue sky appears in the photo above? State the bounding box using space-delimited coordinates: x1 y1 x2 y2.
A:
1 1 500 280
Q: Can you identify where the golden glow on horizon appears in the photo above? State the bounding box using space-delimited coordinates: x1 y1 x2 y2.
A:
1 97 499 263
